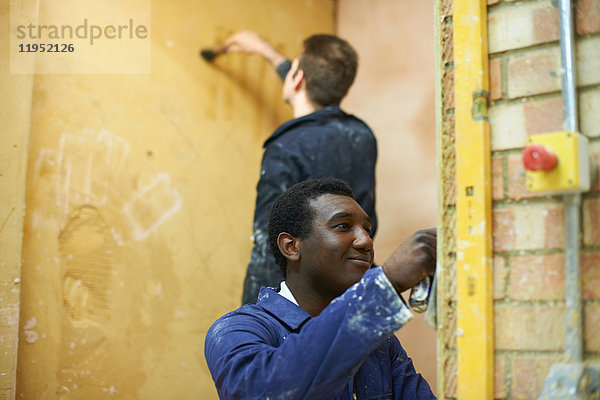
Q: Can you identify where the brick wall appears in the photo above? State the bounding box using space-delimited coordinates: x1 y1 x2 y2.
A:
487 0 600 398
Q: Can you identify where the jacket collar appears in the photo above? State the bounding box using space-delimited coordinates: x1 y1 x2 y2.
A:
263 104 343 148
256 286 311 331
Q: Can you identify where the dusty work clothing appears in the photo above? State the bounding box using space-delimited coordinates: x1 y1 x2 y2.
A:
205 267 436 399
242 104 378 304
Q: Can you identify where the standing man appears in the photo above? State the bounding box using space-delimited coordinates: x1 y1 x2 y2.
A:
223 31 378 304
205 178 436 399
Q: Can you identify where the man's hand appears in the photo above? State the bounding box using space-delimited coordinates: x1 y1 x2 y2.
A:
224 31 287 68
382 228 436 294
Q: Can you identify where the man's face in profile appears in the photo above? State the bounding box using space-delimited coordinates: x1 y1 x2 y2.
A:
296 193 374 300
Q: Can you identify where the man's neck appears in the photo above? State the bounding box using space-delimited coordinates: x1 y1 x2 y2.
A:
285 278 332 317
291 94 321 119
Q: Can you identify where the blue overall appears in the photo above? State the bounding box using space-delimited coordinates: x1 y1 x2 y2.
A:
206 267 436 399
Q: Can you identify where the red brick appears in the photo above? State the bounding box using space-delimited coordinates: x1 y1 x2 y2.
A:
493 208 516 252
585 302 600 352
582 252 600 300
489 58 503 101
576 0 600 35
507 154 541 200
590 142 600 191
494 256 507 300
509 254 565 300
576 37 600 87
511 356 563 399
581 90 600 139
532 6 560 43
491 96 572 151
507 49 561 98
493 204 565 252
583 198 600 246
495 304 565 351
495 355 507 399
492 156 504 200
490 102 526 151
489 2 561 53
579 90 600 139
523 97 563 135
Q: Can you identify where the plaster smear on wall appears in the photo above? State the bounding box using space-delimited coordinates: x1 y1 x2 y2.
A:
56 129 130 212
35 129 181 242
122 173 182 241
21 128 183 397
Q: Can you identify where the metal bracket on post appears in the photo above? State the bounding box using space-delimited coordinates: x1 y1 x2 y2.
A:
538 364 600 400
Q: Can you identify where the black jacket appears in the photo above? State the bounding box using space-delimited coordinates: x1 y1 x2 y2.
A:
242 105 378 304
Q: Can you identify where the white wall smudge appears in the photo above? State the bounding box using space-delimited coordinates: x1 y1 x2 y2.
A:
34 129 183 242
122 173 182 241
56 129 130 213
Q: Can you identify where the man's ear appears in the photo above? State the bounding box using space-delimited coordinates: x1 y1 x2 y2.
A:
292 68 305 91
277 232 300 263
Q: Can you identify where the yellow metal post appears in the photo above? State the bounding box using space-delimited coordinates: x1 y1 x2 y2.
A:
454 0 494 398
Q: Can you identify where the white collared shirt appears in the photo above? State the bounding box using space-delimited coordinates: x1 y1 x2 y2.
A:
278 281 299 306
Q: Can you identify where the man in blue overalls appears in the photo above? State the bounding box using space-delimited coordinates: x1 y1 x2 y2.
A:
205 177 436 399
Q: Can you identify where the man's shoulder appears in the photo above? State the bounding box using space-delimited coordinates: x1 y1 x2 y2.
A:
206 302 275 343
209 303 267 328
206 288 308 348
297 108 373 135
264 106 375 148
270 115 376 148
209 287 301 329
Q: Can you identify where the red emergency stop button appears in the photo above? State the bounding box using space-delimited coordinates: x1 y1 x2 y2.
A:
522 144 558 171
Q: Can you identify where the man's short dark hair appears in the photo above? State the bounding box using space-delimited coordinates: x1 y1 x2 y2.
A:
298 34 358 107
268 177 355 274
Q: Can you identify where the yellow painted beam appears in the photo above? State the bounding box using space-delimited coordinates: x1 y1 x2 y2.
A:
454 0 494 399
